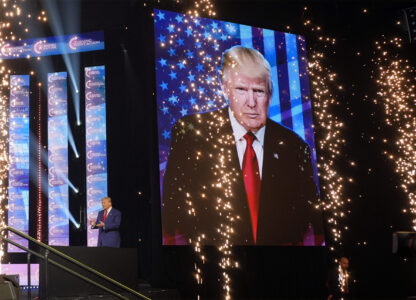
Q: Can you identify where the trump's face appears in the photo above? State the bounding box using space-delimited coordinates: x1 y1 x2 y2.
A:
222 68 271 132
101 198 112 210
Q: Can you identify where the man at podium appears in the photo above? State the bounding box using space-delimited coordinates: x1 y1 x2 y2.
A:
90 197 121 247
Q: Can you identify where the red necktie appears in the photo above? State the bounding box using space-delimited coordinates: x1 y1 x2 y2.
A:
242 132 261 244
103 209 108 222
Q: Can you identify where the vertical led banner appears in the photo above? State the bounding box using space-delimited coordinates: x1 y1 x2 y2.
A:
8 75 30 252
85 66 107 247
47 72 69 246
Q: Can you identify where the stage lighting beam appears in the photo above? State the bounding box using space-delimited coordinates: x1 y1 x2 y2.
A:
67 124 79 159
41 0 81 127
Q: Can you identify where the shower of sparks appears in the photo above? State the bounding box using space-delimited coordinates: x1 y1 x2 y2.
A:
337 264 349 293
372 36 416 230
156 1 233 298
187 0 216 17
0 0 20 273
183 12 235 300
0 0 48 271
189 113 237 300
188 116 237 300
215 117 237 300
303 18 351 254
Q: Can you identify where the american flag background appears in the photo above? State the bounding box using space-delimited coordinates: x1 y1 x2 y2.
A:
154 8 319 196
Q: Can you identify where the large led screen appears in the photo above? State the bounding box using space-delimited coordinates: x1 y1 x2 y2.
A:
155 9 324 246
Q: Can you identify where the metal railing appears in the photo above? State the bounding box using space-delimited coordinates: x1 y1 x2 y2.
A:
1 226 151 300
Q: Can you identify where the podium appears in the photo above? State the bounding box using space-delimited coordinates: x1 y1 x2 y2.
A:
39 246 138 297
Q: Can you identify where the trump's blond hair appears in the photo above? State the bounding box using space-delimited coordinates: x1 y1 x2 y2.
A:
220 45 273 96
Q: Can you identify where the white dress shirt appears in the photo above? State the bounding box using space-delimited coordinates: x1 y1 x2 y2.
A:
105 206 112 216
229 107 265 179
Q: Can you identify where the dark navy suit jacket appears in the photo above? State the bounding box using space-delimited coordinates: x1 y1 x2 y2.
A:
162 107 324 245
93 208 121 247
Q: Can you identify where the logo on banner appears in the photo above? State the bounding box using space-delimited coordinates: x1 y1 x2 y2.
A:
87 151 106 160
87 187 104 197
87 163 105 173
49 190 67 200
48 166 58 178
86 115 102 124
68 36 79 50
9 179 27 187
48 97 66 106
88 210 98 219
86 127 105 136
48 118 66 128
48 73 66 83
48 85 64 95
87 175 107 184
10 133 27 141
49 154 66 163
8 216 26 227
87 140 102 148
48 131 66 143
85 69 101 78
11 87 29 98
88 211 98 219
10 169 24 176
9 121 24 130
86 80 104 89
49 178 65 187
9 156 29 165
49 226 65 235
49 215 67 224
10 77 23 86
8 203 25 213
86 92 103 101
49 201 64 210
69 36 100 50
34 40 45 54
49 108 67 116
8 193 24 201
34 40 57 54
1 43 11 56
10 99 26 107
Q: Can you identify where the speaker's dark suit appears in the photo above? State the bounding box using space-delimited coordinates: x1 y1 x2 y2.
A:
162 107 323 245
92 208 121 247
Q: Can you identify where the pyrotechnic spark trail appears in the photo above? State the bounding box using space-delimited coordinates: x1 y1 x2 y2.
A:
372 36 416 230
186 0 215 17
0 0 48 271
302 15 351 254
156 0 236 298
0 0 22 273
184 12 235 300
